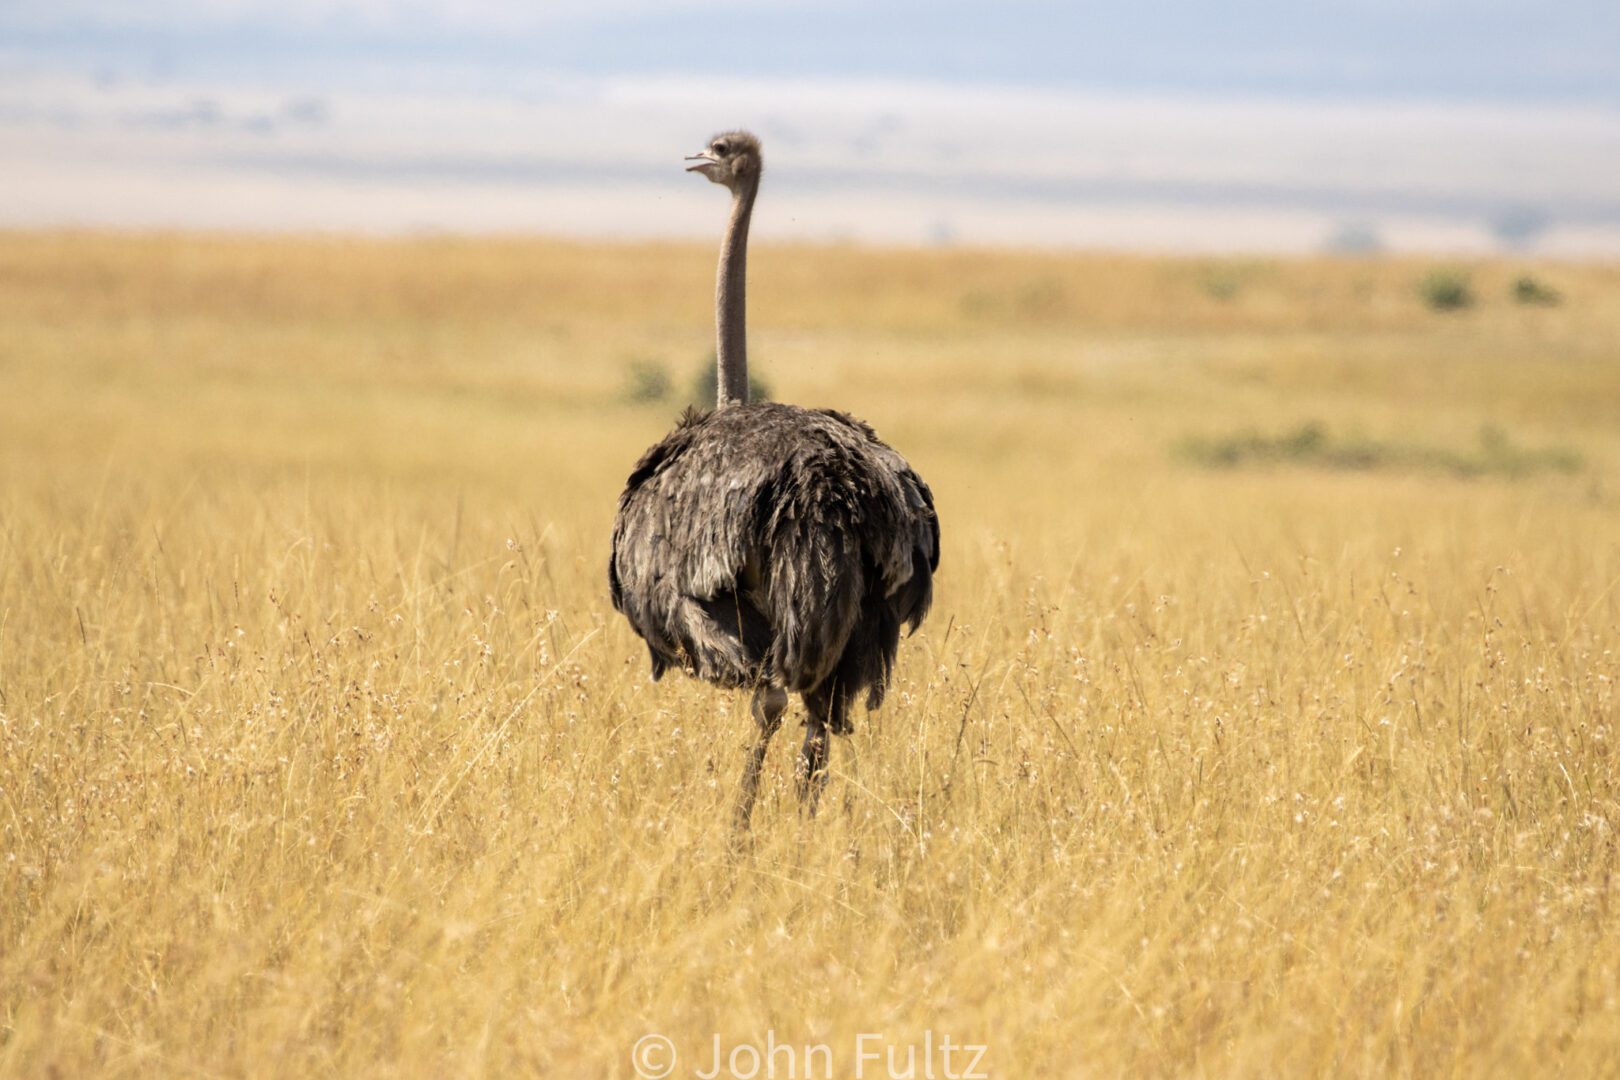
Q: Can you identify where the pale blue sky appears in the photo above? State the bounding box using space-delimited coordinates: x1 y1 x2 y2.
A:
8 0 1619 101
4 2 1618 252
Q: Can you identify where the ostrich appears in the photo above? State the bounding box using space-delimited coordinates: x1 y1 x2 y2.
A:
609 131 940 830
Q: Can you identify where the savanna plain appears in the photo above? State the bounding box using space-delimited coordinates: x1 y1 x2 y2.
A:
2 232 1619 1077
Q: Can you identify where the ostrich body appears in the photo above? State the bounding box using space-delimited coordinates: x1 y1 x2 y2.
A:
609 132 940 828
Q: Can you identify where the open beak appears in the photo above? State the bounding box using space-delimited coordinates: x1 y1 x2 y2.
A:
684 150 719 173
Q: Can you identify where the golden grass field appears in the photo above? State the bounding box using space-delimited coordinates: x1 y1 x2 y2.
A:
2 231 1619 1077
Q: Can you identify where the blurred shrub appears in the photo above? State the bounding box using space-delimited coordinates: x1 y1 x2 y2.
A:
1420 269 1474 311
1512 275 1561 306
1179 422 1581 479
623 360 672 404
1201 271 1243 302
691 353 770 407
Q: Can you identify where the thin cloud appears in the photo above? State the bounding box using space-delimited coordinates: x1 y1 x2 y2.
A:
4 0 822 33
4 68 1618 254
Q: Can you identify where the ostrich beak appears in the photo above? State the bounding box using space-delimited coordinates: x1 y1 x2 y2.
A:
684 150 719 173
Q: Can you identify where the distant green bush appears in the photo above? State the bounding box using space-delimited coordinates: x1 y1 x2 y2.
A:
1201 271 1243 302
623 360 672 404
1512 275 1561 306
628 354 773 409
691 353 770 407
1421 270 1474 311
1178 422 1581 479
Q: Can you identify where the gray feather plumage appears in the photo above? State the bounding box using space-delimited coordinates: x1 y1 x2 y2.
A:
610 401 939 732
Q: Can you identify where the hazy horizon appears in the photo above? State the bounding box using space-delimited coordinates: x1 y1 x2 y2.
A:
5 1 1619 255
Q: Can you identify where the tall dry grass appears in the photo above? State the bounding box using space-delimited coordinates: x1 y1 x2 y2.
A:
2 232 1619 1076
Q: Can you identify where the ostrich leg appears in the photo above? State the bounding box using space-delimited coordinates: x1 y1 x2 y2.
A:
798 684 843 816
734 683 787 834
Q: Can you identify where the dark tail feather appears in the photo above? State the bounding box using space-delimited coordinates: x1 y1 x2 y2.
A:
767 537 864 694
891 545 935 634
859 599 903 711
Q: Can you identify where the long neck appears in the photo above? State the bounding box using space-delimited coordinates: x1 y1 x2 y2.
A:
715 175 757 409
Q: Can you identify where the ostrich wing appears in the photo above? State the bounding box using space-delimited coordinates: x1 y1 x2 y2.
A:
820 409 940 628
609 408 771 688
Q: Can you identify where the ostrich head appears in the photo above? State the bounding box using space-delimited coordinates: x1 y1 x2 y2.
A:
685 131 763 191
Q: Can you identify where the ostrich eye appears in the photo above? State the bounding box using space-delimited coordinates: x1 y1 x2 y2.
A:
714 142 728 154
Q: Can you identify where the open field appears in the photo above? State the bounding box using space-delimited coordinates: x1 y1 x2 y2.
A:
2 231 1619 1076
